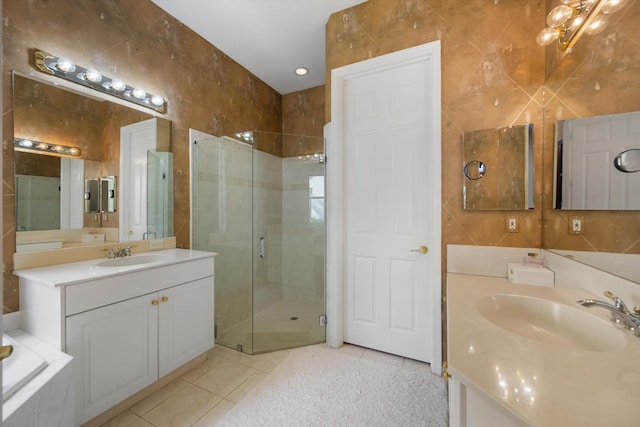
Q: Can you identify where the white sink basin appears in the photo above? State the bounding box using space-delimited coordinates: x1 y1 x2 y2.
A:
476 294 626 352
96 254 167 268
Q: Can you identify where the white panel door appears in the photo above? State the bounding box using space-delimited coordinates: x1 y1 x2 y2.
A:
120 118 158 241
343 55 436 362
158 277 215 377
563 111 640 209
66 293 158 424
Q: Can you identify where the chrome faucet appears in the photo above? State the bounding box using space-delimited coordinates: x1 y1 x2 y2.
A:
116 246 132 258
106 246 132 259
578 291 640 336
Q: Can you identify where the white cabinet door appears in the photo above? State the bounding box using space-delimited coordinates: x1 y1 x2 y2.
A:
158 277 214 377
66 293 159 424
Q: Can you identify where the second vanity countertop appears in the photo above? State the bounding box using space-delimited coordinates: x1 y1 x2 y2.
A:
13 248 215 287
447 273 640 427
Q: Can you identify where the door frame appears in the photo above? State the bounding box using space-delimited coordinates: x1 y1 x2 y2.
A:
326 41 442 374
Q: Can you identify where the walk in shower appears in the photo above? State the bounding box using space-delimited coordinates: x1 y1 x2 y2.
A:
191 131 325 354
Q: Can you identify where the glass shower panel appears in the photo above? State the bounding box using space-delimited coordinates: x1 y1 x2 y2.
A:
192 136 254 354
146 150 174 239
251 131 325 354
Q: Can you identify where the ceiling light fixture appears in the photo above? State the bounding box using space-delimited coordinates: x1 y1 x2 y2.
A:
294 67 309 76
536 0 627 50
14 137 81 157
33 49 167 113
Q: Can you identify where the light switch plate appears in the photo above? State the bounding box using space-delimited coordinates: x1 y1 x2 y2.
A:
506 216 519 233
568 216 584 235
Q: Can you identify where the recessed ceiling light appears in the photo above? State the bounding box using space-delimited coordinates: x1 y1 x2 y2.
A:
295 67 309 76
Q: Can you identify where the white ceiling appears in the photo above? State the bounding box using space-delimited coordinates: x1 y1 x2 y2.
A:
150 0 366 95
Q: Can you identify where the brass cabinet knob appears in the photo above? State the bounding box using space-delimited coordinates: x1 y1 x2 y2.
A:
0 345 13 361
151 299 159 306
161 296 169 303
411 245 429 254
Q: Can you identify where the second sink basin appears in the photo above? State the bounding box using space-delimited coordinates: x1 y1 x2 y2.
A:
96 254 167 268
476 294 626 352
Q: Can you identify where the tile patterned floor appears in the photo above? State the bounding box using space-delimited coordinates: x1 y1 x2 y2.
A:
101 343 426 427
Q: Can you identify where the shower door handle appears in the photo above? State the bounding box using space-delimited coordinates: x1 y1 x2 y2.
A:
259 237 265 258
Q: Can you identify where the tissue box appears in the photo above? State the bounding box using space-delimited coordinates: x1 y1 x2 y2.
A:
81 234 105 243
507 263 554 287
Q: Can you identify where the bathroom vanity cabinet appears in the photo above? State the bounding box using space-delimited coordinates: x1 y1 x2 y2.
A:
15 249 215 425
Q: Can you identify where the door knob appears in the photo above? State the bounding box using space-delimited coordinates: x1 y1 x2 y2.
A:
411 245 428 254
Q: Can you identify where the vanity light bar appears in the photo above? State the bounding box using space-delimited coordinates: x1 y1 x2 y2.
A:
33 49 167 114
14 137 81 157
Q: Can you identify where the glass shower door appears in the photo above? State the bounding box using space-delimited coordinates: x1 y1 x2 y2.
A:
147 150 174 239
192 136 254 354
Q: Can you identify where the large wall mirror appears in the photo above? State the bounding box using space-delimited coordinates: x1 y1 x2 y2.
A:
541 0 640 286
553 111 640 210
12 72 173 251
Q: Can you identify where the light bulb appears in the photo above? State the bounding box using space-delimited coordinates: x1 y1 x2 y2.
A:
68 147 80 156
150 95 164 106
295 67 309 76
110 78 126 91
547 5 574 27
602 0 628 13
132 87 146 99
536 27 560 46
585 16 608 35
85 68 103 83
56 58 76 73
21 139 34 148
36 143 49 150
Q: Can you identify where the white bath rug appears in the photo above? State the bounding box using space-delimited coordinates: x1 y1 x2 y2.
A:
216 345 448 426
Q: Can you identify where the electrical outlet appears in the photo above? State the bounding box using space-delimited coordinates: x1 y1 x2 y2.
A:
569 216 584 235
506 216 519 233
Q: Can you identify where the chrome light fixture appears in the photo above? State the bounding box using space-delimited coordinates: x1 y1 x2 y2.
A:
14 137 81 157
33 49 167 113
536 0 628 50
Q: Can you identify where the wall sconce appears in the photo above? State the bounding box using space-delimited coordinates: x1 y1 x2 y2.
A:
14 137 81 157
33 49 167 113
536 0 628 50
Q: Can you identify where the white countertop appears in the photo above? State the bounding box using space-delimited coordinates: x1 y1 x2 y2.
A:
447 273 640 427
13 248 215 287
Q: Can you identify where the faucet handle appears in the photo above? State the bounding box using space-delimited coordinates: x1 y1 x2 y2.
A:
604 291 631 314
634 306 640 316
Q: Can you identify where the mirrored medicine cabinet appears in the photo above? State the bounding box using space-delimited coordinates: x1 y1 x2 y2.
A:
462 124 534 211
85 176 117 213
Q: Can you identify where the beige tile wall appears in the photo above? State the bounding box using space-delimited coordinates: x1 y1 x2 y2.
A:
4 0 638 317
325 0 546 298
2 0 283 312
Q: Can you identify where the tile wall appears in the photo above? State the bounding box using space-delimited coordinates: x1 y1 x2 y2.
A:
2 0 283 312
325 0 640 285
325 0 547 294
